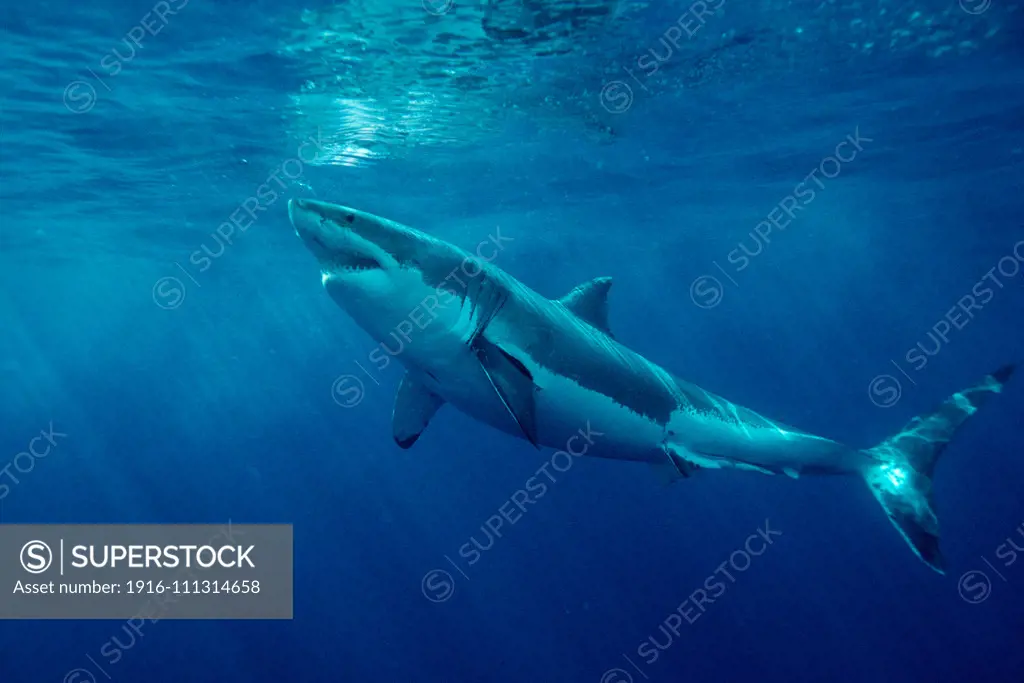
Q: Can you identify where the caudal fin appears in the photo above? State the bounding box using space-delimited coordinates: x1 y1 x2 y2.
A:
861 364 1016 574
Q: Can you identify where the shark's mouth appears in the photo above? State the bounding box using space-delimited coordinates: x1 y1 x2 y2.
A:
344 256 383 272
310 234 382 272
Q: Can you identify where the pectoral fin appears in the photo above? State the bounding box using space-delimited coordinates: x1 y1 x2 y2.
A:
392 373 445 449
474 339 540 448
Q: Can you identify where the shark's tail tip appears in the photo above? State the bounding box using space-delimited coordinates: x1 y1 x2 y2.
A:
863 362 1016 573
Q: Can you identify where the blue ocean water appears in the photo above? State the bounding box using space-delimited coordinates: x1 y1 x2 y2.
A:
2 0 1023 681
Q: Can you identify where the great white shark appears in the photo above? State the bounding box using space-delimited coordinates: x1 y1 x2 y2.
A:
288 197 1016 574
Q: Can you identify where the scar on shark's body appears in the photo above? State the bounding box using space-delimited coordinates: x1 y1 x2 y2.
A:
288 197 1017 575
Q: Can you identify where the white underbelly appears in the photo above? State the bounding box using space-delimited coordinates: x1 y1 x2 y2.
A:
407 343 664 463
519 361 665 462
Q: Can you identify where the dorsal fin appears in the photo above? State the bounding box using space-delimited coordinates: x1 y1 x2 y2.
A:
557 277 613 336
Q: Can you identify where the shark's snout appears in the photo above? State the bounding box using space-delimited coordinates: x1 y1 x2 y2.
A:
289 198 336 242
287 198 390 275
288 198 348 250
287 197 303 235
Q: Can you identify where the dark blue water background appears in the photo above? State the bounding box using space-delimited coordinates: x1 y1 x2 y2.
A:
1 1 1023 681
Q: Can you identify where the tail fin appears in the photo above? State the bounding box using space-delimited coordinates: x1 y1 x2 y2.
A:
861 363 1016 574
